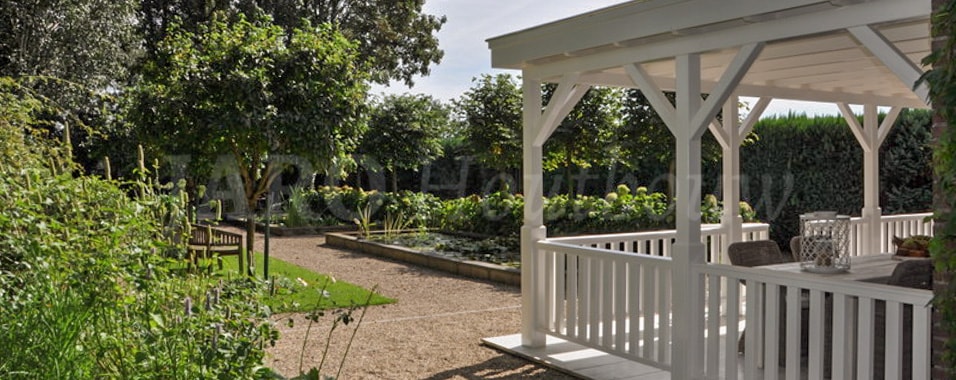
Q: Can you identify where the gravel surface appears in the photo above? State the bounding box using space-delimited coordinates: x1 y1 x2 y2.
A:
232 228 578 380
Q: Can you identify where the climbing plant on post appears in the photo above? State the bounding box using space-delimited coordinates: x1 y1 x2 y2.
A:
922 0 956 375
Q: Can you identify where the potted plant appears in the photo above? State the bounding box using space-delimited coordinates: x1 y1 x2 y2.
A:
892 235 931 258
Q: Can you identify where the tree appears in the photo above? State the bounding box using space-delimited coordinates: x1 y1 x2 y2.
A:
0 0 139 91
618 89 727 195
360 94 449 192
0 0 141 170
543 85 623 195
456 74 524 176
131 15 369 273
138 0 445 86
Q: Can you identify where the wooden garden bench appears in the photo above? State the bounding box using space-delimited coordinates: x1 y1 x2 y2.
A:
187 223 244 269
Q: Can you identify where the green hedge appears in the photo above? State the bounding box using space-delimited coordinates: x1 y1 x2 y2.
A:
741 110 932 247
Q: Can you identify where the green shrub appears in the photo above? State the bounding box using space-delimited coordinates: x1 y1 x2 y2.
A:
0 94 277 378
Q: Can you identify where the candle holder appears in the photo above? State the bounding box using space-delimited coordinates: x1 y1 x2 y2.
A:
799 211 851 273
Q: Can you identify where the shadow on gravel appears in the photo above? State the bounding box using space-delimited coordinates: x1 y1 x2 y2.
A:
420 354 579 380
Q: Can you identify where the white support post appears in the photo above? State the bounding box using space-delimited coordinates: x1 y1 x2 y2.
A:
718 97 770 258
839 103 901 255
861 104 881 256
672 53 707 380
719 97 742 265
521 77 547 347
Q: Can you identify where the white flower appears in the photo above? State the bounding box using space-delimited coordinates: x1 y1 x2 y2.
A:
296 277 308 287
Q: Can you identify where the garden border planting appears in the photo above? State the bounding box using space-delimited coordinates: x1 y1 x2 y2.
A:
325 232 520 286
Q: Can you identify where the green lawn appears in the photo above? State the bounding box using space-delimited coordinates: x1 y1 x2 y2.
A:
215 253 395 313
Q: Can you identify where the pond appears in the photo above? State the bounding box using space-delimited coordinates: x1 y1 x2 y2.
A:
365 232 520 268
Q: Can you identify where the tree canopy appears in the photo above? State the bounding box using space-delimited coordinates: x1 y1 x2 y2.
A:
138 0 445 86
360 94 449 191
455 74 524 174
0 0 139 90
544 85 623 194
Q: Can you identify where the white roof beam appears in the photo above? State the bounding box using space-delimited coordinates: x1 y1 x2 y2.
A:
534 73 589 146
878 106 903 146
573 72 928 108
740 97 772 137
692 43 765 134
625 63 677 132
838 102 872 152
847 25 929 105
489 0 837 68
522 0 928 81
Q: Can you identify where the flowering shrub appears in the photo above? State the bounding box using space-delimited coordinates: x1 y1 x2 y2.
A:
290 185 754 238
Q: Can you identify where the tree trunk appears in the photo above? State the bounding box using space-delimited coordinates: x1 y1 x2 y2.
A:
390 166 398 193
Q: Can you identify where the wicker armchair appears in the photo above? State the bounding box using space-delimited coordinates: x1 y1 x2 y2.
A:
789 236 802 263
728 240 792 268
728 240 798 356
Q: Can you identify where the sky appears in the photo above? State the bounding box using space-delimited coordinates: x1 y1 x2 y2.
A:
371 0 861 118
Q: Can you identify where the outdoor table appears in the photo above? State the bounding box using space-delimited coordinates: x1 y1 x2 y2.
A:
763 253 902 282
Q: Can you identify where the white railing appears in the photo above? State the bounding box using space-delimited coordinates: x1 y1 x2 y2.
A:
548 222 770 264
536 240 674 369
848 212 933 256
696 263 932 379
530 216 931 377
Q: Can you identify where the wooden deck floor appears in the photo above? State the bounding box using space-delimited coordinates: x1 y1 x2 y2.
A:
482 334 671 380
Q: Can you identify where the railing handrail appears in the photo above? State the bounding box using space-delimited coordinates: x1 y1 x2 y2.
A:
537 240 673 263
547 222 770 245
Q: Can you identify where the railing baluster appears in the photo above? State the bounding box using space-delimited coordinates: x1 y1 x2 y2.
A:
589 256 601 346
614 257 627 352
885 301 904 380
725 278 740 380
857 297 875 380
764 284 780 380
628 260 640 356
567 253 578 339
706 274 721 376
643 264 656 361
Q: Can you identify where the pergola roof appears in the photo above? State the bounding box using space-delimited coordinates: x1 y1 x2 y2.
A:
487 0 931 108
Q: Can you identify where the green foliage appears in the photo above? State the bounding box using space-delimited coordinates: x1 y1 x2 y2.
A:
285 186 314 228
881 109 933 213
456 74 524 173
544 85 624 194
138 0 445 86
0 92 278 378
741 112 933 247
284 185 750 240
0 1 140 174
922 0 956 371
131 13 370 257
361 94 450 191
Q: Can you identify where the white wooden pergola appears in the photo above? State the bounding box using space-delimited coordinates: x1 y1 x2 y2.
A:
487 0 932 378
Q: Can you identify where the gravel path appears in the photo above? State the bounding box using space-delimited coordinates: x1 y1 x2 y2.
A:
234 229 578 380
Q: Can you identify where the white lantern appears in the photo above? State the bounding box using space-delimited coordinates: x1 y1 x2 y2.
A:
799 211 851 273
